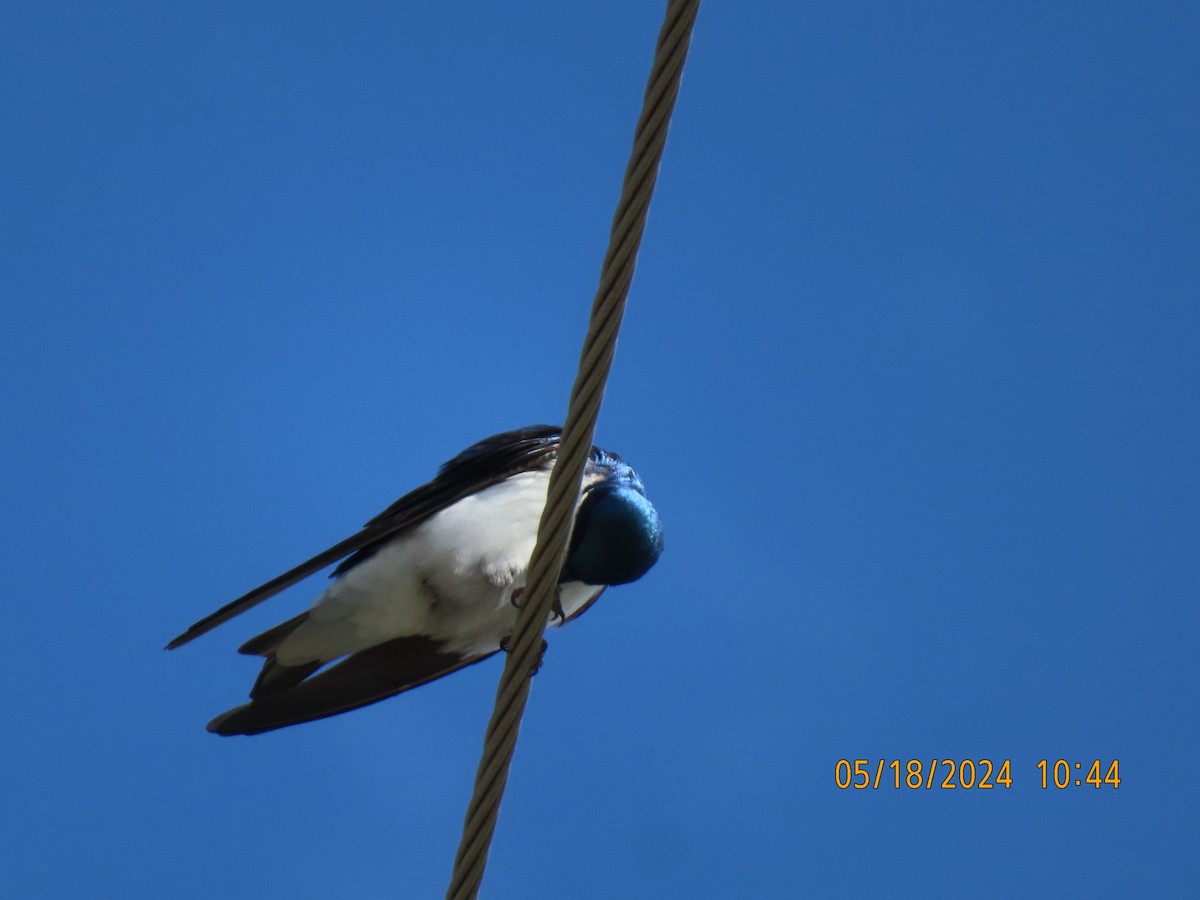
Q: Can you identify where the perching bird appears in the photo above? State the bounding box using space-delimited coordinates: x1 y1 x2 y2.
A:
168 425 663 736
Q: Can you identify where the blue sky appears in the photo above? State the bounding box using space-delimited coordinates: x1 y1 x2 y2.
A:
2 2 1197 897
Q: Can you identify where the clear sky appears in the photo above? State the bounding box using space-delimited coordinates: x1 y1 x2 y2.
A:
2 2 1197 897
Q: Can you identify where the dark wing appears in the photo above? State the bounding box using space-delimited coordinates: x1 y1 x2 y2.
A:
207 636 497 736
166 425 563 650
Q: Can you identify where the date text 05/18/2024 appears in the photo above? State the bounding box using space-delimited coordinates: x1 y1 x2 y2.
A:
834 759 1121 790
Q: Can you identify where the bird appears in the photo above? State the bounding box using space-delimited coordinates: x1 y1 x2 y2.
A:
167 425 663 736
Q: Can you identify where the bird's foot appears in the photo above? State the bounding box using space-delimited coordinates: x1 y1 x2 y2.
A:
498 636 549 675
509 586 566 624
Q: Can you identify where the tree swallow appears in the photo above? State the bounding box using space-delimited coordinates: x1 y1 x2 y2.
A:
168 425 663 736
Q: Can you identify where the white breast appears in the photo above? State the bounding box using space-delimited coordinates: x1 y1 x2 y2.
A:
275 470 602 664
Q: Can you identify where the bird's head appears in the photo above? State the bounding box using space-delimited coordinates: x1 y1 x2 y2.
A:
563 481 663 586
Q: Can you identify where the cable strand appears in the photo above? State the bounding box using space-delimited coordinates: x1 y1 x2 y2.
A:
445 3 700 897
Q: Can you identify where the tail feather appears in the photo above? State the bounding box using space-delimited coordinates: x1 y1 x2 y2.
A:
233 611 324 699
238 612 310 656
251 658 323 698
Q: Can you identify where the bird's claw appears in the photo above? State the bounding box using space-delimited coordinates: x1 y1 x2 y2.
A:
499 636 549 676
509 586 567 624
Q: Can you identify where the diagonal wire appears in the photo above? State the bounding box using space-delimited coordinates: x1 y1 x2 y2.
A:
444 2 701 898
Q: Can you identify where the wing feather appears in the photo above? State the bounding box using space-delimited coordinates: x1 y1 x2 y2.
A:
206 636 495 736
166 426 563 650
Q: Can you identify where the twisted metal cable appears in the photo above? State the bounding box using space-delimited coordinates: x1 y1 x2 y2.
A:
445 2 701 897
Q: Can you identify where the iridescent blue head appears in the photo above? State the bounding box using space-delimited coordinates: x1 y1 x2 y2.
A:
564 467 663 586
